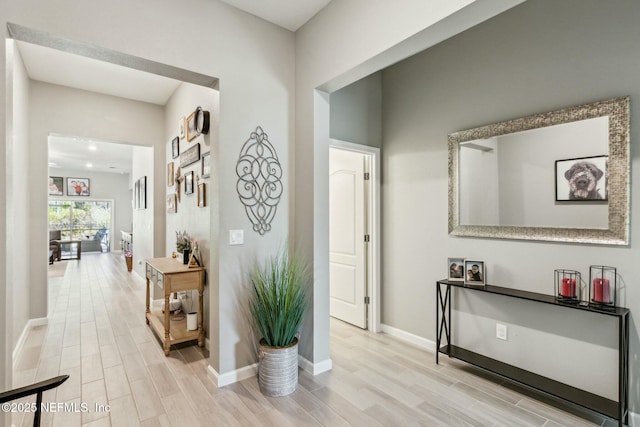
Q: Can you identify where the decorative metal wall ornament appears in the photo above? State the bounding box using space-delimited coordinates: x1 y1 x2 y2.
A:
236 126 283 235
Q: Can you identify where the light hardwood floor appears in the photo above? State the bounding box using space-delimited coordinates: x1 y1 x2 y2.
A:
10 253 615 426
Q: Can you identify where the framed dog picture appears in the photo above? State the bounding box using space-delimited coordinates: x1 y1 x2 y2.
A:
447 257 465 281
555 155 608 201
464 260 485 285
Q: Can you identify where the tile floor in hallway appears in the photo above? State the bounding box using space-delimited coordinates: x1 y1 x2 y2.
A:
9 253 615 426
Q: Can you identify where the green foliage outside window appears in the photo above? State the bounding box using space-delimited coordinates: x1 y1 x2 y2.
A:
49 201 111 241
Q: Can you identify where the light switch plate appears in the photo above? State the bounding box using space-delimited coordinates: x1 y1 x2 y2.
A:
496 323 507 341
229 229 244 245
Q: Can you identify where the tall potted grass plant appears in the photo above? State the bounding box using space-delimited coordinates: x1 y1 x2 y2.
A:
249 248 307 397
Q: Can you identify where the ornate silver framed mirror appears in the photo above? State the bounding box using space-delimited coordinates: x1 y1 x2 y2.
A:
448 97 630 245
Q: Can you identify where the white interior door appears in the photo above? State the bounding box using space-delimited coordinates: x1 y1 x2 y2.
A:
329 147 367 329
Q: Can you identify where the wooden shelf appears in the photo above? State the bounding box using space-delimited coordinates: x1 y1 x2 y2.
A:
146 309 199 346
145 257 205 355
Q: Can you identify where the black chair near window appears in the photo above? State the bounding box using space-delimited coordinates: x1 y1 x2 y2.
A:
49 230 61 263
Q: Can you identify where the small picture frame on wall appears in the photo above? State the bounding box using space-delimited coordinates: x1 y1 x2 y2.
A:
67 178 90 196
201 152 210 178
178 116 185 139
186 110 197 141
167 194 177 213
464 260 485 285
172 137 180 159
49 176 63 196
184 171 194 195
447 257 465 282
167 162 174 186
197 183 206 207
137 176 147 209
180 143 200 168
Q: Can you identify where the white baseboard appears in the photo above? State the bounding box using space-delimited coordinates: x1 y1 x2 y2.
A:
208 363 258 388
207 355 333 388
380 323 436 353
298 356 332 375
13 317 48 366
628 411 639 426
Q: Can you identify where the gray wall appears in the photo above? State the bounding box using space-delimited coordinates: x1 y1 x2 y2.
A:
382 0 640 407
295 0 518 368
330 72 382 148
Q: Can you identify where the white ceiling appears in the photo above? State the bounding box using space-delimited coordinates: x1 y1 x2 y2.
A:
17 41 182 106
220 0 331 31
17 41 183 176
48 135 134 175
23 1 331 176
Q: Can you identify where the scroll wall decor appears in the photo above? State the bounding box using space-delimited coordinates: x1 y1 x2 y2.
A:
236 126 283 235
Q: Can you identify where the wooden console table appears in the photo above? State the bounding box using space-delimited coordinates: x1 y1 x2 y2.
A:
145 258 205 355
436 279 629 426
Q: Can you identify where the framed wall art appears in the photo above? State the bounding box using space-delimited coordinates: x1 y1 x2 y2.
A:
49 176 63 196
180 143 200 168
464 260 485 285
172 137 180 159
167 162 174 186
555 155 608 201
185 171 194 195
197 182 206 207
201 152 210 178
134 179 139 209
186 110 197 141
137 176 147 209
167 194 177 213
178 117 185 139
67 178 90 196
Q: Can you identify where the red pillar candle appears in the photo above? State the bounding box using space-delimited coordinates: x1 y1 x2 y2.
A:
561 277 576 297
593 278 610 303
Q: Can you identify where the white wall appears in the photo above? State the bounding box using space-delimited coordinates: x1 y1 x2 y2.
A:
164 82 217 338
29 81 164 318
459 138 499 225
131 147 155 277
7 41 30 361
497 118 608 228
49 167 132 252
1 0 295 391
381 0 640 407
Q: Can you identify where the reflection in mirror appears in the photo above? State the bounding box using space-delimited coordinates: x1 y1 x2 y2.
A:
449 97 629 245
459 117 608 228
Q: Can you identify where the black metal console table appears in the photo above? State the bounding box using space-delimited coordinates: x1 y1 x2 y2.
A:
436 279 629 426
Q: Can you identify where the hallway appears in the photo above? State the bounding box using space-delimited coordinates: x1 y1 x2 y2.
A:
9 254 606 426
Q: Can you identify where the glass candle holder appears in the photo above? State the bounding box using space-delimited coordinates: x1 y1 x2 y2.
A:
554 269 580 302
589 265 616 309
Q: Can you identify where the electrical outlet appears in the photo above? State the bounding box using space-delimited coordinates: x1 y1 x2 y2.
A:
496 323 507 340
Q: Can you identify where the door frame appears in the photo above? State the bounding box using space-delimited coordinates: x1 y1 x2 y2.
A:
329 139 380 333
